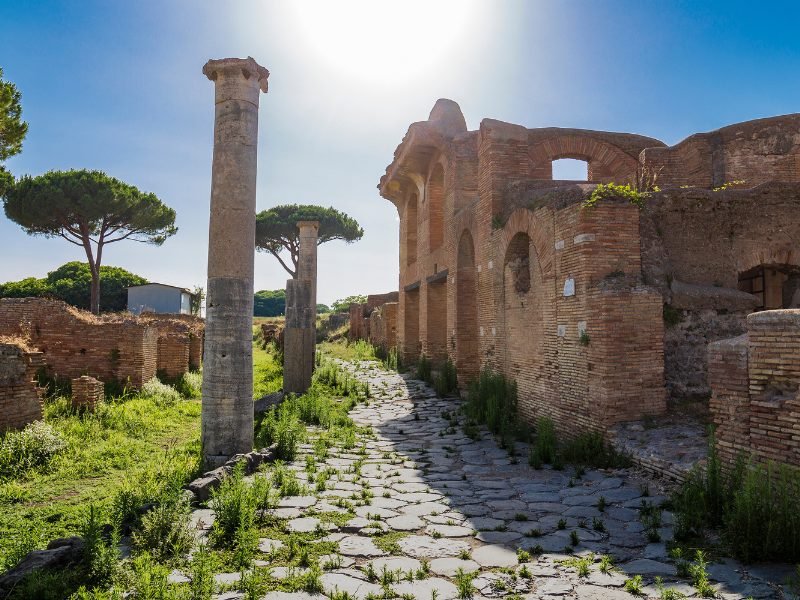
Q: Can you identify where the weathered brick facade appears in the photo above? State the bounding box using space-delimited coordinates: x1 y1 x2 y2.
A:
379 99 800 437
0 341 44 431
0 299 204 389
709 310 800 468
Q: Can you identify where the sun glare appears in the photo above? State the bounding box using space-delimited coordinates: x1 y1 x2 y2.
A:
284 0 484 84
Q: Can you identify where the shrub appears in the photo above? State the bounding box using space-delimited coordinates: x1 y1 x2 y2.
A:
672 430 800 562
416 354 432 384
560 430 630 469
534 417 557 464
0 420 67 478
210 465 257 551
81 505 120 586
131 495 194 561
256 404 304 461
175 370 202 398
466 368 518 449
140 377 183 406
433 359 458 397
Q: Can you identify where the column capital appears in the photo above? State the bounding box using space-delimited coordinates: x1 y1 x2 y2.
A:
297 220 320 232
203 56 270 93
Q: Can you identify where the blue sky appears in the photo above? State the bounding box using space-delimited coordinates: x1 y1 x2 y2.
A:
1 1 799 305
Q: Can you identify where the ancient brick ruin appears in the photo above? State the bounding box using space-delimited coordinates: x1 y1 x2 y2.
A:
349 292 399 352
374 99 800 449
0 340 44 431
710 310 800 468
0 298 203 392
71 375 105 412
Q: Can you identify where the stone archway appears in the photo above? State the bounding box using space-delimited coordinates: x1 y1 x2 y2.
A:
456 230 479 383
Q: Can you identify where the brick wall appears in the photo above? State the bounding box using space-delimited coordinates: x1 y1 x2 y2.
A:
709 310 800 468
642 114 800 189
0 341 44 431
368 302 398 353
380 101 799 440
0 298 157 388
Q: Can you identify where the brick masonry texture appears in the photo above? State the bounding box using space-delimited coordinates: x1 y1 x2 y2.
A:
0 298 204 389
349 292 399 354
0 341 44 431
372 99 800 446
71 375 104 412
710 310 800 468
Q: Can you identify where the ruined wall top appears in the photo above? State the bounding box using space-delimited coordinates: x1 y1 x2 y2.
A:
379 99 800 205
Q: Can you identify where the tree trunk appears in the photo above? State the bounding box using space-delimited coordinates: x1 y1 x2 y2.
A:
89 267 100 314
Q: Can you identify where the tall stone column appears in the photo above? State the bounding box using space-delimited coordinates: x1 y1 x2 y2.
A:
297 221 319 314
201 57 269 468
298 220 319 371
283 221 319 394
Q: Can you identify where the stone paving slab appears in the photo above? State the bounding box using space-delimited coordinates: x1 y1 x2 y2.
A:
182 359 793 600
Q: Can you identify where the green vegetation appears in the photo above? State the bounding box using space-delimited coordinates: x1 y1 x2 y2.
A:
318 338 377 362
672 430 800 562
624 574 645 595
255 204 363 278
254 289 286 317
582 182 648 210
464 367 518 451
330 294 367 313
0 385 200 574
3 169 177 314
253 341 283 398
433 359 458 397
0 66 28 196
0 261 147 313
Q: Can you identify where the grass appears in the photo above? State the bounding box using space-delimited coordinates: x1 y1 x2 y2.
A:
253 341 283 398
0 387 201 571
672 429 800 562
318 339 377 362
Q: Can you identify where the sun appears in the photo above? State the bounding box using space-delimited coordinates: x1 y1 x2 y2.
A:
283 0 484 85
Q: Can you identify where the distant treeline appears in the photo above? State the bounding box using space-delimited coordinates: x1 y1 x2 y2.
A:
254 289 330 317
0 261 146 313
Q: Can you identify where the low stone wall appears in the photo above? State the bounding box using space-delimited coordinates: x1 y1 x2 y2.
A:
709 309 800 468
0 298 157 388
0 340 44 431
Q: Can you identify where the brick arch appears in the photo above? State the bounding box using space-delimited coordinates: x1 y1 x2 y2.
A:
529 135 638 183
498 208 553 279
456 228 479 383
736 245 800 274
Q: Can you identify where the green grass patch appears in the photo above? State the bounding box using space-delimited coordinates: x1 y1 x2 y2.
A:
253 342 283 399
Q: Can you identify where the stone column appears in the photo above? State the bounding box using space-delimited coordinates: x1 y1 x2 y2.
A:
201 57 269 468
283 221 319 394
297 221 319 311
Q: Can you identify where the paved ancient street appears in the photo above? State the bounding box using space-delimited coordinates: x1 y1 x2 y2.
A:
188 360 794 600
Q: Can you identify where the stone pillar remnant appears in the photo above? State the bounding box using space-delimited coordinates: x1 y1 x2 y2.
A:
283 221 319 394
201 57 269 468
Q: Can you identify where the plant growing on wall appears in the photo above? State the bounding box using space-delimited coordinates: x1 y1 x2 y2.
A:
2 170 177 314
255 204 363 278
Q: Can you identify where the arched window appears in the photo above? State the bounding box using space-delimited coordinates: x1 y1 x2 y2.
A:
551 158 589 181
405 193 418 266
504 233 531 295
428 164 444 251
